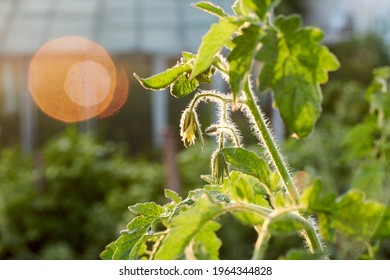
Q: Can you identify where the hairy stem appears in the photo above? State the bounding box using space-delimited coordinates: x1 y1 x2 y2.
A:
242 82 324 256
252 220 271 260
188 91 230 111
224 203 324 256
243 82 300 206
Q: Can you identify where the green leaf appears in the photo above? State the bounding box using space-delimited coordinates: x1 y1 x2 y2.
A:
366 66 390 117
222 147 271 187
257 15 339 137
193 220 222 260
191 17 240 79
170 73 199 97
134 62 192 90
165 189 182 203
195 66 215 83
193 1 228 18
375 203 390 238
113 216 155 259
155 195 222 259
366 66 390 100
301 180 336 213
100 241 116 260
332 190 386 241
304 184 387 242
350 161 385 201
181 51 196 61
226 171 258 202
228 25 262 101
268 214 305 235
342 116 378 160
238 0 281 20
129 202 166 217
224 171 270 225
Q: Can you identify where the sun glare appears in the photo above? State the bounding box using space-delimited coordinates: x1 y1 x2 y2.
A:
28 36 128 122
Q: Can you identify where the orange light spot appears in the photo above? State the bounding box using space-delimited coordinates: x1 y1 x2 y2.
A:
65 60 112 107
98 67 129 118
28 36 128 123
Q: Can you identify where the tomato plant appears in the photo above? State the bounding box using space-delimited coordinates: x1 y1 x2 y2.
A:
101 0 390 260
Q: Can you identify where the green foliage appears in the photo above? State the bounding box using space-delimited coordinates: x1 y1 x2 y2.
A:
302 181 389 259
134 63 192 91
222 147 271 188
101 188 225 260
283 54 390 258
103 0 389 260
136 0 338 138
0 149 39 259
0 128 164 259
191 17 240 79
258 15 339 137
228 25 262 102
155 195 222 260
193 2 228 18
343 66 390 203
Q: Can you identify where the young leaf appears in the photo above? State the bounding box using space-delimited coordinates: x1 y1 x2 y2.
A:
228 25 262 102
222 147 271 187
257 15 339 137
112 216 155 259
332 190 386 241
224 171 270 225
170 73 199 97
182 51 197 61
155 195 222 259
134 62 192 90
193 1 228 18
100 241 116 260
268 214 306 235
129 202 166 217
193 220 222 260
191 17 240 79
165 189 182 203
238 0 281 21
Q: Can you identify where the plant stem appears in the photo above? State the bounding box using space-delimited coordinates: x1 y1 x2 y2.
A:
252 220 271 260
224 203 324 256
299 219 324 255
189 91 230 111
242 82 325 256
243 82 300 206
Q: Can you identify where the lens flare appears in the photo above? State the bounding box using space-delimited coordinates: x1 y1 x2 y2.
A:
65 60 112 107
28 36 128 122
98 66 129 119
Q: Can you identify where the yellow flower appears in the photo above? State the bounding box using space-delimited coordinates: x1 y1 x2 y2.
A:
180 109 197 147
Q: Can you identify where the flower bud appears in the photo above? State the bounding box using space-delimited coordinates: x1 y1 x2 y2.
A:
180 109 197 147
211 150 229 184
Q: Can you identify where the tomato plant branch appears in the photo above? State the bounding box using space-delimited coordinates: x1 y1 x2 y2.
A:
242 82 300 206
224 202 324 257
188 91 231 111
241 82 324 256
252 220 271 260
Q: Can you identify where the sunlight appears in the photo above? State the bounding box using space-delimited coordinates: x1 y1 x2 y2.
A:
28 36 128 122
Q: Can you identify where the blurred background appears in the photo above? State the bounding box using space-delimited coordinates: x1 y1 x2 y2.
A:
0 0 390 259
